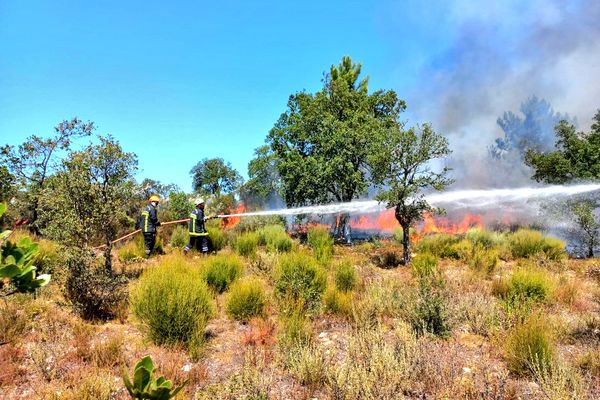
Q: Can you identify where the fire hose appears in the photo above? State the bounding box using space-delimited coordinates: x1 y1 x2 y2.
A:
93 215 223 250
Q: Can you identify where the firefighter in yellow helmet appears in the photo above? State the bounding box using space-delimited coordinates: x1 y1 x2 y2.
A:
139 195 161 256
184 197 210 255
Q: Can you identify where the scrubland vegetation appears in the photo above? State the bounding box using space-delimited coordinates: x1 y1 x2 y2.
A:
2 220 600 400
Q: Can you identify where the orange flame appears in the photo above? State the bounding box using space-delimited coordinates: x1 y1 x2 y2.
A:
221 203 246 229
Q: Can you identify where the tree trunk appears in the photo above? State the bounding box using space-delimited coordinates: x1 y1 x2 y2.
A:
588 239 594 258
401 221 411 265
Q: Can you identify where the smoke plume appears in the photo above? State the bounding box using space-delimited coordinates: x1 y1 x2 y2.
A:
407 0 600 188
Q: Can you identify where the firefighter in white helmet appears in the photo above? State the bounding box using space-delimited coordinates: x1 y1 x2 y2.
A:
184 197 210 254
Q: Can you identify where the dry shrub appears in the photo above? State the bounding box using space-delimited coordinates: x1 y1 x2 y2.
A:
326 323 417 399
152 347 207 395
531 359 584 400
458 242 499 276
452 291 501 337
371 244 403 268
89 333 125 368
241 318 277 348
552 275 580 306
280 309 313 346
576 348 600 377
226 276 267 321
67 371 116 400
285 343 329 390
0 295 31 345
505 314 555 376
351 279 415 329
0 344 26 387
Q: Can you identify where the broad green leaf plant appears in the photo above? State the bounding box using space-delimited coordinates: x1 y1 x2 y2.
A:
123 355 187 399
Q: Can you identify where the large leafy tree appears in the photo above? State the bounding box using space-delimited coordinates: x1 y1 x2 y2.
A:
267 56 403 208
0 166 14 203
525 111 600 257
370 123 453 265
190 157 242 196
525 111 600 183
239 145 282 209
0 118 94 232
40 135 138 272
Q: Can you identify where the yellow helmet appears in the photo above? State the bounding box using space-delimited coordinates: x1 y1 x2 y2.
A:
149 195 161 203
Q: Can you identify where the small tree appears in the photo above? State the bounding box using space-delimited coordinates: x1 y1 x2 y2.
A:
190 157 242 195
572 201 599 258
239 145 282 209
370 123 453 264
0 118 94 233
166 191 193 220
41 135 137 272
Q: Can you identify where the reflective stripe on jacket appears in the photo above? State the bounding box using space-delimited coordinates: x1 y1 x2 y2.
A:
140 204 159 234
188 208 209 236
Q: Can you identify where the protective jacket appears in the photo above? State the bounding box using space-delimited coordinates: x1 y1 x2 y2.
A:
188 208 209 236
140 204 160 234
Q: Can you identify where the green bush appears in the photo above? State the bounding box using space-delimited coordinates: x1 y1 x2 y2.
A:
234 232 259 258
505 314 554 376
416 234 461 259
274 252 326 312
307 226 334 265
509 229 566 260
31 238 62 275
130 255 215 355
465 228 505 249
506 267 552 303
233 215 285 233
169 225 189 248
459 242 499 276
410 253 449 336
207 226 226 252
65 250 128 321
334 261 357 292
226 277 267 321
323 286 353 317
258 225 293 253
202 254 244 293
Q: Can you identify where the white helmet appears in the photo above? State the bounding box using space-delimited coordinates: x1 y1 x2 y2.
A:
194 197 205 205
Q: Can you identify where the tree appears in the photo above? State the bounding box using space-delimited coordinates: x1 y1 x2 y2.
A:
525 111 600 257
572 201 600 258
0 118 94 233
40 135 138 272
190 158 242 196
239 145 282 209
524 111 600 183
370 123 453 265
490 97 572 160
166 191 194 220
267 56 403 208
138 178 178 200
0 166 14 202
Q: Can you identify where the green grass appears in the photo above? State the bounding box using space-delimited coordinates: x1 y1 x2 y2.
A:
509 229 566 260
169 225 189 248
334 261 357 292
505 314 555 376
258 225 293 253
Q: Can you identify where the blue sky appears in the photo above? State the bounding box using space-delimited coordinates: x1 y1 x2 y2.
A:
1 1 598 191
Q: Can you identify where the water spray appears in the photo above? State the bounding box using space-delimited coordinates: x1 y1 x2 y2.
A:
217 184 600 219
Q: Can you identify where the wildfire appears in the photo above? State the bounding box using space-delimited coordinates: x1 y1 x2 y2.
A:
221 203 246 229
348 209 483 237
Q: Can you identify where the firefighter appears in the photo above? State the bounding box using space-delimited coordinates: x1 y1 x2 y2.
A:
139 195 161 256
184 197 210 255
